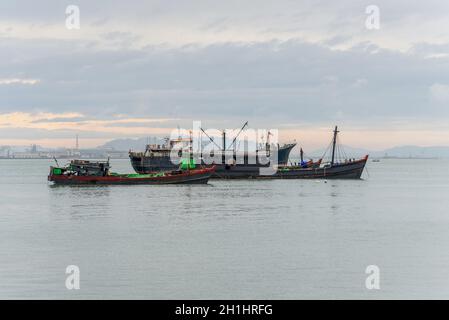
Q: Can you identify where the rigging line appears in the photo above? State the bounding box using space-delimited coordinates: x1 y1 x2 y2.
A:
335 139 339 162
339 138 344 161
226 121 249 151
321 139 333 162
337 137 344 162
336 136 342 161
334 141 338 162
198 130 201 157
200 127 222 150
337 143 341 163
340 143 344 161
335 136 339 161
338 135 348 160
338 141 343 161
338 136 345 160
364 166 370 179
334 143 337 162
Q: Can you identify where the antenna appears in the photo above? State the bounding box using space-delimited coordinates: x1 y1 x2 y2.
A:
75 134 79 150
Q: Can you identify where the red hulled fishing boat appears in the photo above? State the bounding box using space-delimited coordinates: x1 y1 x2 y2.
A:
48 159 215 185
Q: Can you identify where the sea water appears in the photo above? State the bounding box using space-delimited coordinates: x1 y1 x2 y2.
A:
1 158 449 299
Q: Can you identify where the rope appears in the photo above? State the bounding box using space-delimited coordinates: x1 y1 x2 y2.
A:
320 139 334 162
364 166 370 179
338 136 348 160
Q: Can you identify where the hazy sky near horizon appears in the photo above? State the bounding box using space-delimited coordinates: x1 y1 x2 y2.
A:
2 0 449 150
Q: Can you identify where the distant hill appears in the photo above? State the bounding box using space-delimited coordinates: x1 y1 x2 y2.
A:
98 137 165 151
293 145 449 160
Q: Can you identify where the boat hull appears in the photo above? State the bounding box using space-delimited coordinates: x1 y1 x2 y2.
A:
274 157 368 179
48 167 215 185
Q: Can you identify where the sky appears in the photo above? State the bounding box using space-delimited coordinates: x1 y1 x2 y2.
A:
1 0 449 150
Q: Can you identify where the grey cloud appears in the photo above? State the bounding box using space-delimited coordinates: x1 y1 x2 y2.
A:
3 0 449 31
2 37 449 129
2 0 449 137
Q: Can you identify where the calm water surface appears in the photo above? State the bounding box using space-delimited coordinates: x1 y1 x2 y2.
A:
1 158 449 299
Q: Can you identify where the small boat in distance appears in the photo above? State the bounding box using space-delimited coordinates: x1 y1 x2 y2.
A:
48 159 215 185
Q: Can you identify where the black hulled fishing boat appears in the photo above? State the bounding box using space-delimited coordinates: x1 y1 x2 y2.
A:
274 126 368 179
129 122 296 179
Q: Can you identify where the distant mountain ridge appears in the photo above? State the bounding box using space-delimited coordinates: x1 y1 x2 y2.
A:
381 145 449 158
290 145 449 159
98 138 449 159
98 137 165 151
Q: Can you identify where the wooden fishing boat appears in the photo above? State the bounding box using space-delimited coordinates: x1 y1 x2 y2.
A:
275 155 368 179
48 159 215 185
273 126 368 179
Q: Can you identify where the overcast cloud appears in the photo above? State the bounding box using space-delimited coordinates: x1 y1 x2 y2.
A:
1 0 449 148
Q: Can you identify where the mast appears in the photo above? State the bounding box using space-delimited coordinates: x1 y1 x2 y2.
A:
222 130 226 164
331 126 339 166
189 130 193 162
266 130 272 157
300 148 304 163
